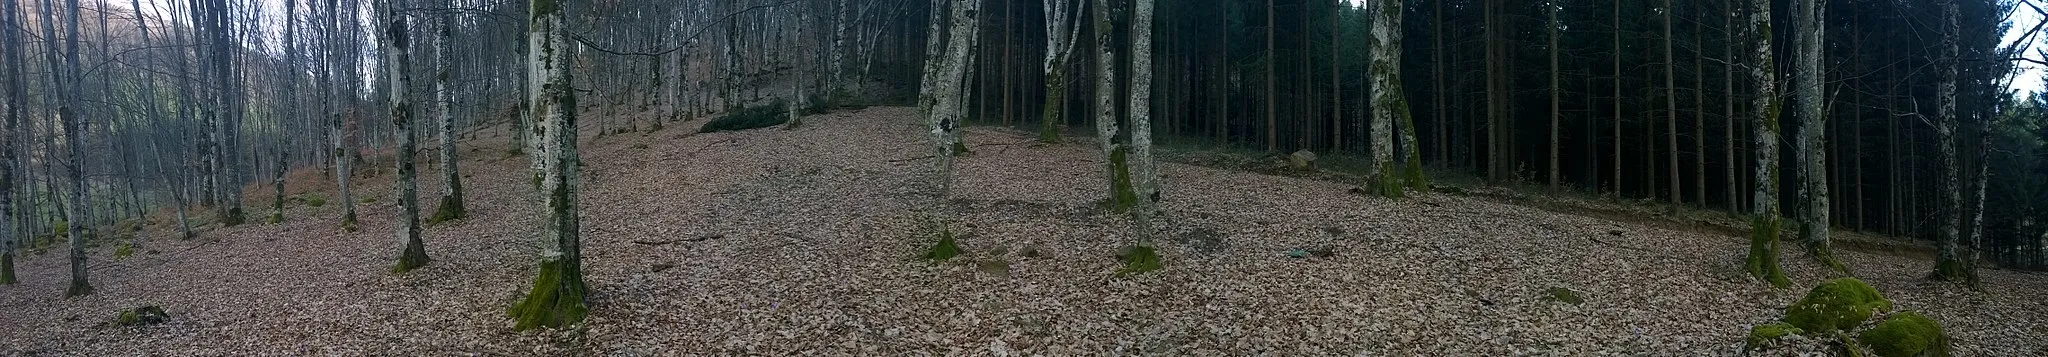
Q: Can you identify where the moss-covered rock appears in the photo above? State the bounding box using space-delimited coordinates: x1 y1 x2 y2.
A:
699 100 790 133
1860 311 1950 357
1785 278 1892 334
1746 321 1804 349
112 305 169 327
303 194 328 207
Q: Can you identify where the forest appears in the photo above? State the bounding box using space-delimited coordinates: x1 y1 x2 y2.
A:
0 0 2044 354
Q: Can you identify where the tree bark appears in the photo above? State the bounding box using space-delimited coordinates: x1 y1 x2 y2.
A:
0 0 24 285
433 6 466 224
1131 0 1161 244
387 1 429 274
1792 0 1840 271
1548 0 1560 190
1742 0 1790 288
510 0 589 330
1040 0 1082 143
1929 0 1976 285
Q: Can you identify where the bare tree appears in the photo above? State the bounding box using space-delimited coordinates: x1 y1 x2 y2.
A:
509 0 590 330
386 0 429 273
1929 0 1977 286
1792 0 1842 272
431 2 466 224
1742 0 1790 289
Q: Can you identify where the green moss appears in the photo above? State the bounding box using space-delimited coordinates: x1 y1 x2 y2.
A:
1785 278 1892 334
360 197 377 204
951 140 971 156
1544 286 1584 305
1373 166 1405 199
699 100 790 133
342 212 359 233
269 212 284 224
920 230 964 261
304 194 327 207
1107 147 1139 213
1927 259 1980 288
0 253 15 284
112 305 168 327
113 241 134 260
427 195 467 225
509 257 589 330
1116 245 1163 276
1744 216 1793 288
1746 321 1804 349
1859 311 1950 357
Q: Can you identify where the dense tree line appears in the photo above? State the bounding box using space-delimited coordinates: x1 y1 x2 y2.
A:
1 0 2043 330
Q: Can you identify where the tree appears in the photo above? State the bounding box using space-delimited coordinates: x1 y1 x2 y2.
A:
925 0 981 241
53 0 93 297
274 0 300 225
1792 0 1841 272
386 0 429 274
1548 0 1560 191
431 4 466 224
0 0 23 286
1039 0 1082 143
509 0 590 330
1131 0 1162 245
1742 0 1790 289
1664 0 1679 205
332 0 359 233
1370 0 1416 197
1929 0 1978 286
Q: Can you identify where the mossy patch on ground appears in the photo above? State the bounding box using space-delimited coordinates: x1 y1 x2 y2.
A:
919 230 963 261
112 305 169 327
1746 321 1804 349
302 194 328 207
1859 311 1950 357
113 241 135 260
1785 278 1892 334
1544 286 1584 305
1116 245 1163 276
700 100 790 133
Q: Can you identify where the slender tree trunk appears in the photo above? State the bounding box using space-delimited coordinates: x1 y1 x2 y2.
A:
1131 0 1161 244
1792 0 1840 271
1693 0 1706 208
1725 4 1738 212
1266 0 1276 153
1095 0 1134 209
387 1 429 273
510 0 589 330
432 7 466 224
1929 0 1976 285
55 0 93 297
1612 0 1622 195
0 0 24 285
1664 0 1679 204
1040 0 1082 143
1548 0 1560 190
1742 0 1790 288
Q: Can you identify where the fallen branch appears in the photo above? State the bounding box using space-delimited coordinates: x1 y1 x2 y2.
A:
632 234 725 246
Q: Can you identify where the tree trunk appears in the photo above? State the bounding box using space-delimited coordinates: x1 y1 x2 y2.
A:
0 0 24 285
1725 4 1738 212
1095 0 1134 210
1266 0 1276 153
1664 0 1679 204
1040 0 1082 143
387 2 430 274
1742 0 1790 288
1792 0 1840 271
1612 0 1622 194
1548 0 1560 190
1929 0 1976 285
432 7 466 224
55 0 92 297
510 0 589 331
1131 0 1161 244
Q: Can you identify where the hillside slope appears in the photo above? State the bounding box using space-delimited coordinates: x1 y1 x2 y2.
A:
0 107 2042 355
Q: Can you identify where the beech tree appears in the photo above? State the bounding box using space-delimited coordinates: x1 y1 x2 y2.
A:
1791 0 1841 272
386 0 429 274
1741 0 1789 289
509 0 590 330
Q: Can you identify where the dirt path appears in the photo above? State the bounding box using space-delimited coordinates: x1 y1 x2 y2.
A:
1 107 2042 355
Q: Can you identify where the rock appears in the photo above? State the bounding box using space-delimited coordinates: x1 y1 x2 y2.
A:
1859 311 1950 357
1287 150 1318 169
1784 278 1892 334
113 306 169 327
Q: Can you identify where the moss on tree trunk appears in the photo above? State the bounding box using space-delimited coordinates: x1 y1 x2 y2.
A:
1108 147 1138 212
510 256 587 330
428 194 466 225
392 236 430 273
1745 216 1792 288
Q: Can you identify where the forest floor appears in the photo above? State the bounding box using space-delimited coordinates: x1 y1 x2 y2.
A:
1 107 2044 355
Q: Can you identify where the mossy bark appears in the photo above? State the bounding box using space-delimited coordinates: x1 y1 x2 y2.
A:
0 252 15 284
1746 216 1792 288
218 207 245 227
393 235 430 273
429 194 466 225
386 10 429 274
510 256 587 330
1108 147 1139 212
1038 69 1066 143
511 0 588 331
